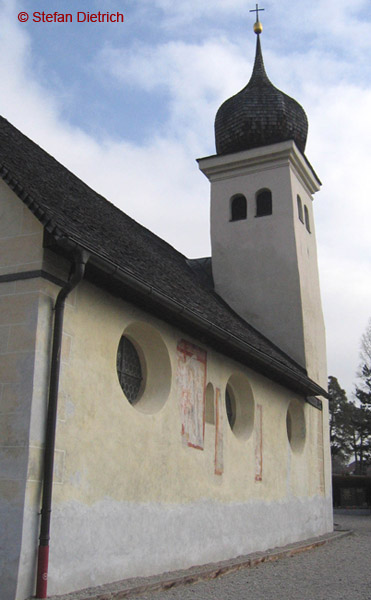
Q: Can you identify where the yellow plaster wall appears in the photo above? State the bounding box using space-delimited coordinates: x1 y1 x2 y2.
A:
52 278 327 509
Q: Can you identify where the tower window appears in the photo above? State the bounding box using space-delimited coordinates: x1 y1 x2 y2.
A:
230 194 247 221
297 195 304 223
304 205 311 233
256 189 272 217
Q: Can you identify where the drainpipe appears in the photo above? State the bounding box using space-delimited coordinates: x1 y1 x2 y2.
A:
36 249 89 599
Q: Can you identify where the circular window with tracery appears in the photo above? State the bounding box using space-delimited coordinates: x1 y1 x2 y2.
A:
116 336 143 405
116 322 171 414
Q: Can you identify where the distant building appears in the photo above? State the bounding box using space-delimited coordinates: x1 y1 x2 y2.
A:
0 21 332 600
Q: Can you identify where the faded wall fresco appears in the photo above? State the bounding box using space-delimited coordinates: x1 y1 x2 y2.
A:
177 340 206 450
214 387 223 475
255 404 263 482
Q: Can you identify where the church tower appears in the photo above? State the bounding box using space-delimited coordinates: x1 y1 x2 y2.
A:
198 15 327 387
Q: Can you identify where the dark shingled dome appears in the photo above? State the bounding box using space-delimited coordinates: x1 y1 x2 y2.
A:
215 36 308 155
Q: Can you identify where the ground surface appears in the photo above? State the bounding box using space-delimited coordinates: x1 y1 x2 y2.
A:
125 514 371 600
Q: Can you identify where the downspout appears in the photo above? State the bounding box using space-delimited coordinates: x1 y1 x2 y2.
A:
36 249 89 599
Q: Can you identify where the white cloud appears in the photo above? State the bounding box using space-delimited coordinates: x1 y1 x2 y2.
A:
98 36 249 154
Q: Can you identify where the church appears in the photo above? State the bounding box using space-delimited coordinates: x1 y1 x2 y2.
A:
0 15 332 600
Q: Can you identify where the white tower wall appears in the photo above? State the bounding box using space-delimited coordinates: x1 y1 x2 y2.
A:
198 140 326 384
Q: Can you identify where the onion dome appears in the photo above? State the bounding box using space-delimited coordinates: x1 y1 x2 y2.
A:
215 34 308 155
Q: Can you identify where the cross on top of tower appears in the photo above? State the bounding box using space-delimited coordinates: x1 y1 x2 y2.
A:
249 3 264 21
249 3 264 34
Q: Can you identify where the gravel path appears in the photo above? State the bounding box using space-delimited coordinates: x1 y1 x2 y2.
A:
126 514 371 600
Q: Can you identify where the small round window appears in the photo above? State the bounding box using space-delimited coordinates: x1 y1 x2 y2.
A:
225 384 236 430
286 399 306 453
225 373 254 440
116 336 144 405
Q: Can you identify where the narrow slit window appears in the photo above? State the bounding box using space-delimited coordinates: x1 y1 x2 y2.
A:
297 195 304 223
256 189 272 217
304 205 311 233
230 194 247 221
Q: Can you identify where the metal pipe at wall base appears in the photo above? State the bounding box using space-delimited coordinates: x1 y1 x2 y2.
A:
35 249 89 599
36 545 49 599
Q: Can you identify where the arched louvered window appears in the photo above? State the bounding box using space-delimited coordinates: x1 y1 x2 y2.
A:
304 205 311 233
256 189 272 217
230 194 247 221
297 195 304 223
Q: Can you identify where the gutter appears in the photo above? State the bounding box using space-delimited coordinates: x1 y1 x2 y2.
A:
35 249 89 599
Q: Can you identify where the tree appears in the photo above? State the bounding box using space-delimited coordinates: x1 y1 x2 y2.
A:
328 375 371 474
348 404 371 474
328 376 353 470
352 318 371 472
355 363 371 409
359 317 371 369
356 317 371 409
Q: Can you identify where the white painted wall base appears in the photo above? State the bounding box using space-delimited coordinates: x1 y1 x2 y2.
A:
31 496 333 597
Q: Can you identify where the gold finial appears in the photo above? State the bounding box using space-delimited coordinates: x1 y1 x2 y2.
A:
253 20 263 34
249 3 264 34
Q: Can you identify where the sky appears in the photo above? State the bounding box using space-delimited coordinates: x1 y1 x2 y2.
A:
0 0 370 399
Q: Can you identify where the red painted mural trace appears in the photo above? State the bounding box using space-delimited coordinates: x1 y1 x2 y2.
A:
177 340 207 450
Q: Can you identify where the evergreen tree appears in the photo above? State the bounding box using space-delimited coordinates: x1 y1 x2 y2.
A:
355 363 371 408
328 374 371 474
328 376 352 469
348 403 371 474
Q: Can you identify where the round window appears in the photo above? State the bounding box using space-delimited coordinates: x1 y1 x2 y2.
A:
225 384 236 430
116 336 144 405
225 373 254 440
116 322 171 414
286 399 306 453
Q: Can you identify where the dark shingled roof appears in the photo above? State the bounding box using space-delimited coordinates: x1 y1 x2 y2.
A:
215 35 308 155
0 115 326 398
